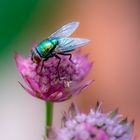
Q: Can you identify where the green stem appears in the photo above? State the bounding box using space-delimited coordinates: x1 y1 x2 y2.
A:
45 101 53 136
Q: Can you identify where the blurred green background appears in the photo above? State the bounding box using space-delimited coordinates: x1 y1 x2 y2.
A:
0 0 78 72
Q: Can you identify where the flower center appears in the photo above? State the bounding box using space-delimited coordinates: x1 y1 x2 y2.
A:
84 123 109 140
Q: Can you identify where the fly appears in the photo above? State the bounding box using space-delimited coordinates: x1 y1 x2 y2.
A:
31 21 90 77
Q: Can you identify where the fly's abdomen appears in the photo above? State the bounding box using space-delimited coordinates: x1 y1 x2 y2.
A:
36 40 54 58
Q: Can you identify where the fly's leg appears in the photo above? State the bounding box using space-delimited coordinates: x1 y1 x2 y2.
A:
54 54 61 79
39 60 44 74
58 53 76 81
36 60 44 74
58 53 75 64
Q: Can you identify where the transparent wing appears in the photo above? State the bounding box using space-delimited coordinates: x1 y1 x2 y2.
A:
49 22 79 38
55 37 90 53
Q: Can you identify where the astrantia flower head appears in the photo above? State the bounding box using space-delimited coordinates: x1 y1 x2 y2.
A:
48 102 134 140
15 52 92 102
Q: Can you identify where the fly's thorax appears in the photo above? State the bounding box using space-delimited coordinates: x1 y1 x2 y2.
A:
36 39 57 58
51 38 58 46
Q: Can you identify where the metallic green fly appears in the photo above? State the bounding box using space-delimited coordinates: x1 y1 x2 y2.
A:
31 21 90 73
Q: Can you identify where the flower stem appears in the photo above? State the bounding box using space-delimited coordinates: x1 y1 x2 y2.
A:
45 101 53 136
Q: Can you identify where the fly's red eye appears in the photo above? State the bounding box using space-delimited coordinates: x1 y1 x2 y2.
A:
33 55 41 64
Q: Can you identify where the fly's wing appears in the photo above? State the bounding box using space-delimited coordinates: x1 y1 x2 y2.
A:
49 22 79 38
55 37 90 53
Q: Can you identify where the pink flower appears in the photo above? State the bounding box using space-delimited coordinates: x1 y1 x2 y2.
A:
47 102 134 140
15 52 92 102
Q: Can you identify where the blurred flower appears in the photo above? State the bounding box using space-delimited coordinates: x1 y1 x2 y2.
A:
48 102 134 140
15 52 92 102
